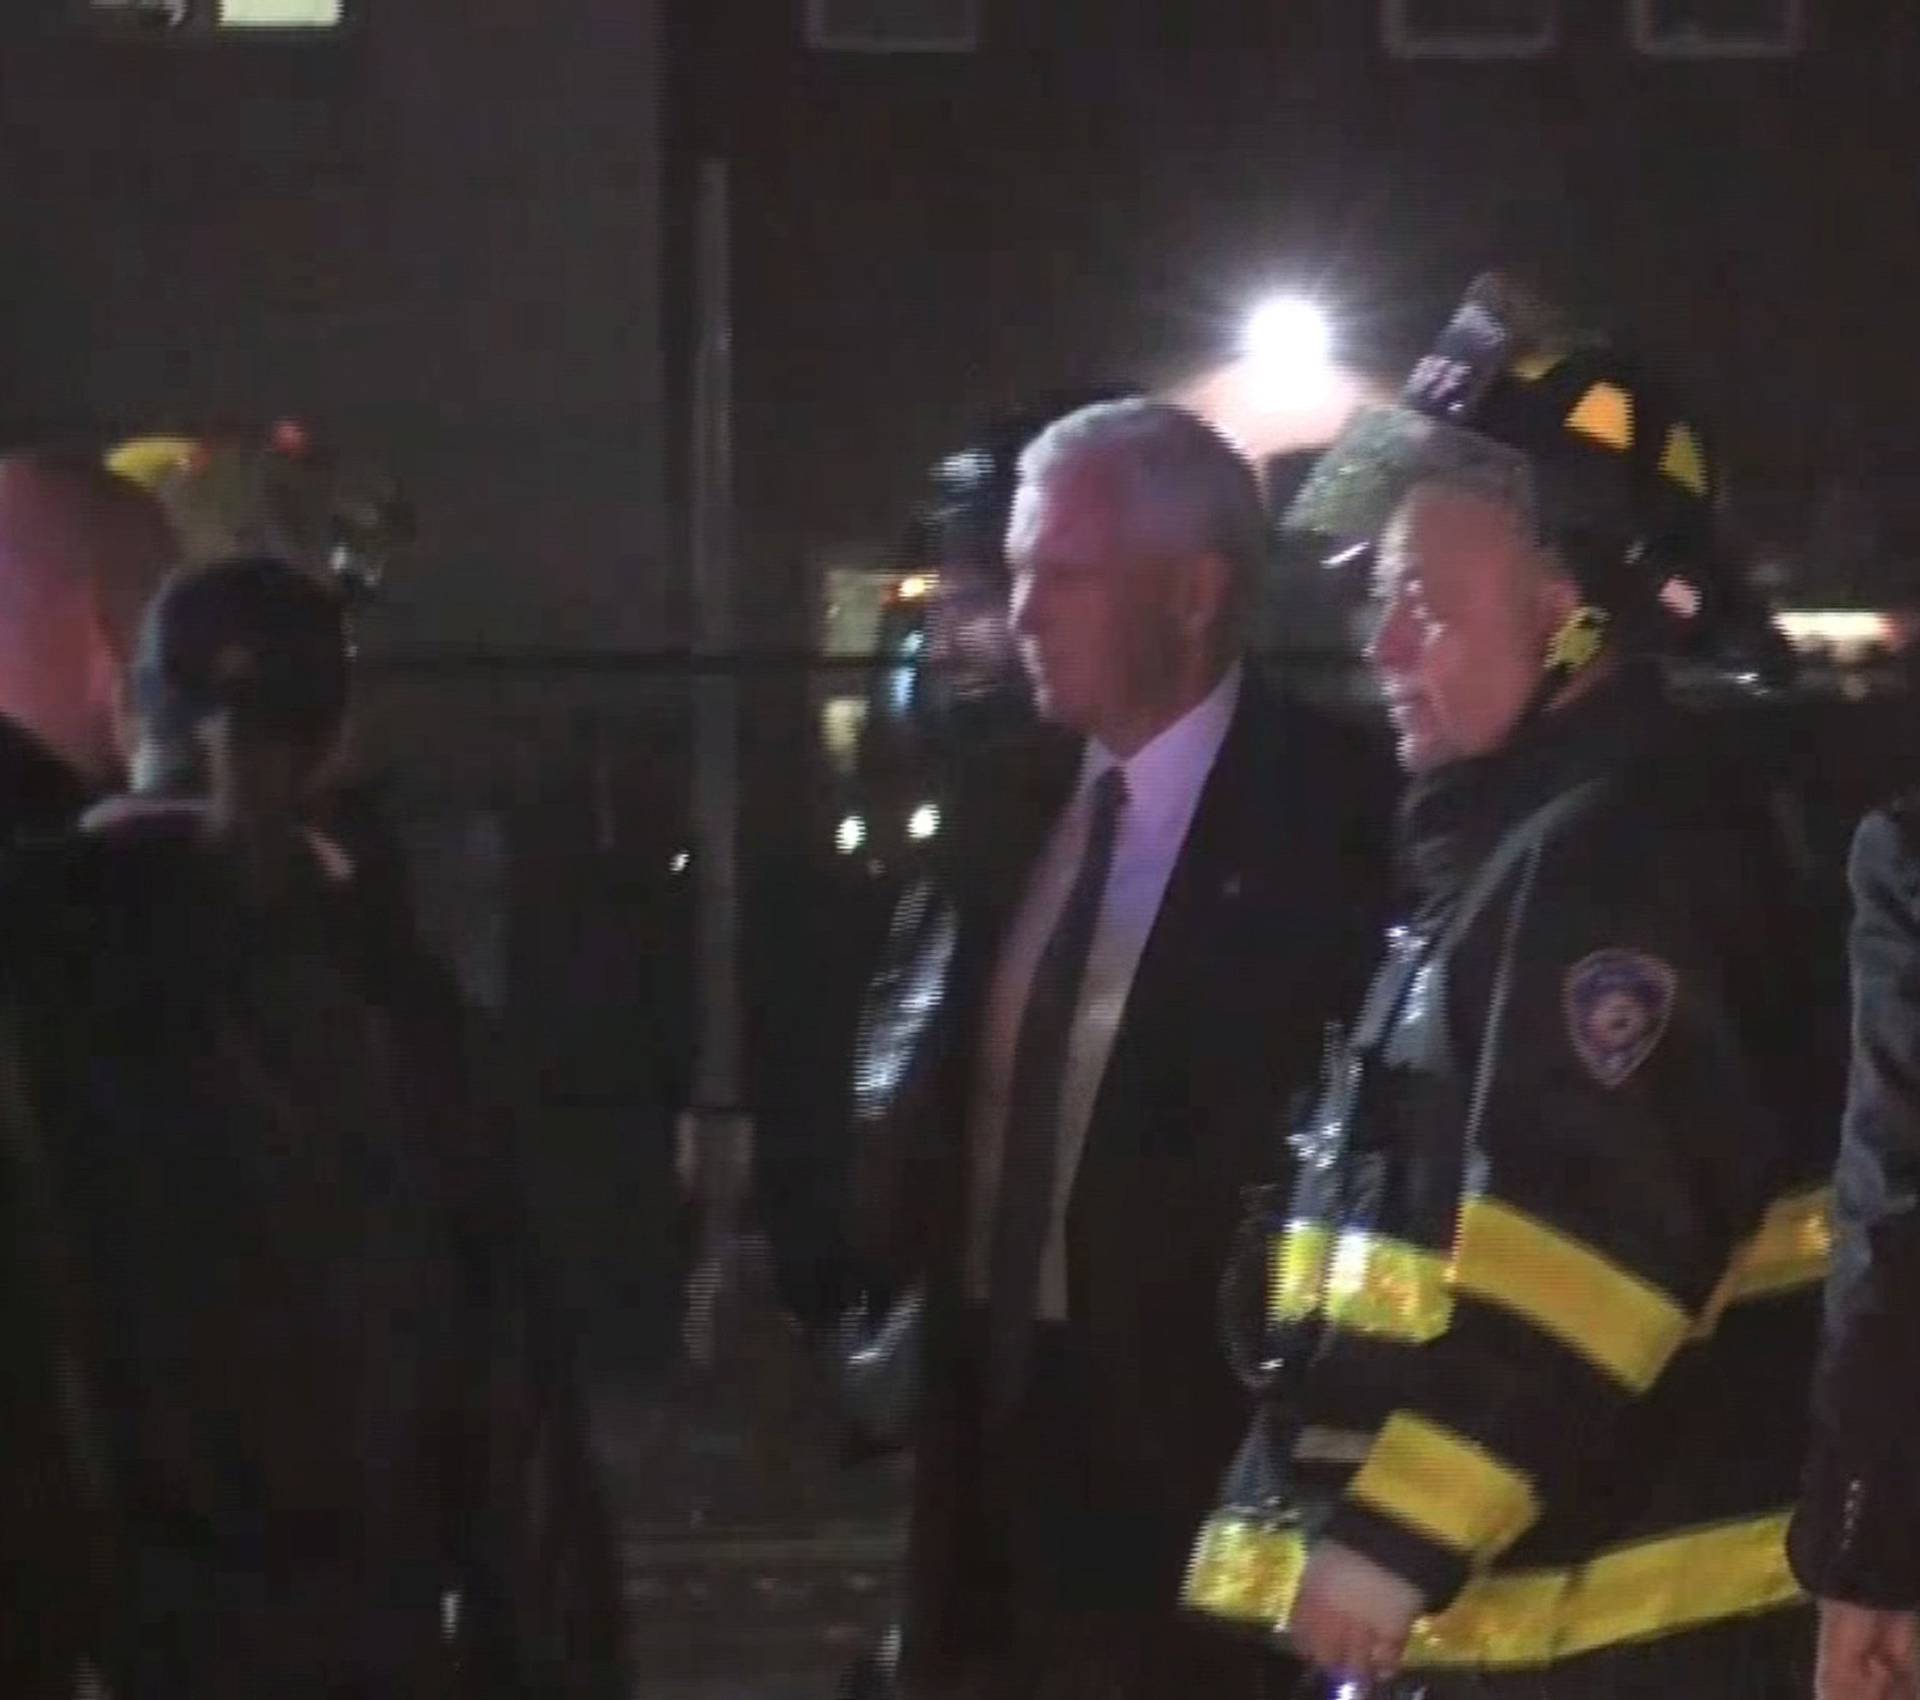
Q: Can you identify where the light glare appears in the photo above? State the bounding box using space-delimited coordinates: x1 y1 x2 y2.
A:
1243 296 1336 410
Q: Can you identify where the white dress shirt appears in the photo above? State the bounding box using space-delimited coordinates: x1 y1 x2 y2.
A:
966 664 1243 1320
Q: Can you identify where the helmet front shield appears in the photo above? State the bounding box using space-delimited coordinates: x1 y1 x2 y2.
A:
1280 405 1539 559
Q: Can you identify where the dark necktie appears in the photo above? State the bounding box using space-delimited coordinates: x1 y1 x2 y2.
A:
986 763 1128 1413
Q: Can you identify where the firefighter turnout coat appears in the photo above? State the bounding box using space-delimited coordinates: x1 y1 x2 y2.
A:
1186 665 1840 1677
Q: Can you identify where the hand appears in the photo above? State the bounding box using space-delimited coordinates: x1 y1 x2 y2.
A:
1817 1600 1920 1700
1288 1544 1420 1684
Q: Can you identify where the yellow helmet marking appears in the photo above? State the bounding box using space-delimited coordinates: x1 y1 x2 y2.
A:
1564 383 1634 452
1659 424 1709 497
105 436 201 489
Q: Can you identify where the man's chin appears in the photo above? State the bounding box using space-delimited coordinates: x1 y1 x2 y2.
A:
1392 724 1446 775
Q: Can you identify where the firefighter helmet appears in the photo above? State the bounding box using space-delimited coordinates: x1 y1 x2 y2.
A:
1286 274 1785 682
105 421 412 606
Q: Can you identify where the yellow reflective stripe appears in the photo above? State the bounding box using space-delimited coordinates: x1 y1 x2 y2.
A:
1347 1413 1540 1558
1185 1511 1309 1629
1184 1510 1803 1670
1696 1186 1833 1334
1269 1221 1330 1324
1453 1199 1689 1393
1268 1188 1829 1356
1266 1224 1453 1341
1327 1232 1453 1342
1732 1184 1834 1296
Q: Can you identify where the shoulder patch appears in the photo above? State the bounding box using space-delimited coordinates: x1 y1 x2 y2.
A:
1563 950 1676 1089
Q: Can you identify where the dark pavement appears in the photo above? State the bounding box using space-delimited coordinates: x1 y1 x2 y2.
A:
593 1312 907 1698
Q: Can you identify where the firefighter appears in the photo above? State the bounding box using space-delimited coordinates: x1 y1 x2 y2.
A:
1184 275 1842 1696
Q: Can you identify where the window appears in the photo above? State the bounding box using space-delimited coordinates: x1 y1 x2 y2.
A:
805 0 979 53
1382 0 1558 60
75 0 349 36
1630 0 1803 57
217 0 343 25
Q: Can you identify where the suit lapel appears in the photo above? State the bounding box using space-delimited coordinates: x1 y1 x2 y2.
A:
940 727 1081 1075
1078 682 1269 1158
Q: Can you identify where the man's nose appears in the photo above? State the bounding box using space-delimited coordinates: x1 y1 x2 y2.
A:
1366 598 1412 671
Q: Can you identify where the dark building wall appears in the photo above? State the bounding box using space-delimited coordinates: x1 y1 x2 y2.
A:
689 0 1920 638
9 3 1920 650
2 0 669 650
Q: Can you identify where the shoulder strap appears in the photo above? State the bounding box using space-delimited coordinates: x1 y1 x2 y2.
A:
1440 776 1610 957
1458 776 1610 1172
1349 777 1610 1056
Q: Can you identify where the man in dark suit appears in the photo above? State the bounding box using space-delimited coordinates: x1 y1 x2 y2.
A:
1791 797 1920 1700
854 399 1391 1699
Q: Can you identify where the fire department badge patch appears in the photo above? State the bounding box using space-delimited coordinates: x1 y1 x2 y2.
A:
1563 950 1677 1089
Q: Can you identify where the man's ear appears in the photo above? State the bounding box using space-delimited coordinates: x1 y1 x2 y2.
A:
1176 551 1234 646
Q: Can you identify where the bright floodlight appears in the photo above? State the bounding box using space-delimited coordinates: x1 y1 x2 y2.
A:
1243 297 1335 409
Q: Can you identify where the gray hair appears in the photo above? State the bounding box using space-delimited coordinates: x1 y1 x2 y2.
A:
1013 398 1269 621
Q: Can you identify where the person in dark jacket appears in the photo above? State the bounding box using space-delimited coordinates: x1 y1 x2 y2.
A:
0 451 178 1696
1187 277 1841 1697
852 399 1393 1699
0 557 624 1698
1790 798 1920 1700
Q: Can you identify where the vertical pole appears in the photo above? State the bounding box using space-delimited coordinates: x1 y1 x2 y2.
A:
691 157 743 1108
681 158 753 1371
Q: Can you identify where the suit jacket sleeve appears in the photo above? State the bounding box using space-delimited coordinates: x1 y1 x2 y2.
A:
1790 807 1920 1606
